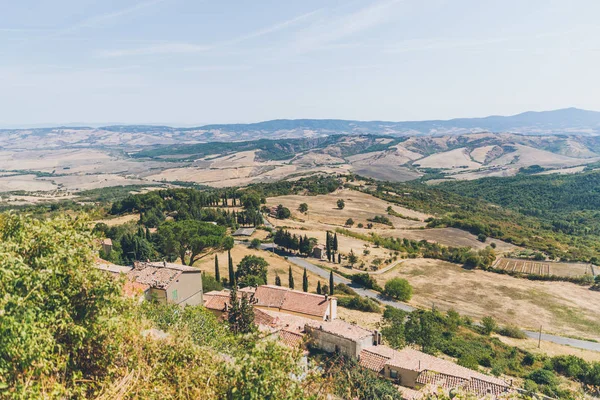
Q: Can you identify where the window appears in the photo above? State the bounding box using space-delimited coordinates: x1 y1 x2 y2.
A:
390 369 398 380
171 289 178 300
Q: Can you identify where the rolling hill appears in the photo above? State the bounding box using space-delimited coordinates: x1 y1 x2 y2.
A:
1 108 600 151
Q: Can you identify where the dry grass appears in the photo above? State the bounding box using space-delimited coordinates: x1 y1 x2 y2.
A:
495 335 600 363
193 244 325 292
371 258 600 341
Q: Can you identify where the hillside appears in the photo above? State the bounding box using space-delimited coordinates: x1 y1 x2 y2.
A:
1 108 600 151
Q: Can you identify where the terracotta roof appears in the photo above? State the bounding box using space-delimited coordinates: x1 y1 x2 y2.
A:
359 348 391 373
203 291 232 311
253 285 333 318
122 280 150 297
279 329 305 348
127 261 198 290
254 308 278 329
307 319 374 341
135 261 199 272
397 386 423 400
260 309 321 333
94 259 133 274
360 346 509 397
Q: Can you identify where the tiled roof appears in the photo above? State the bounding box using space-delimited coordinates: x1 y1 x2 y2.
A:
122 280 150 297
260 309 321 333
359 348 391 373
397 386 423 400
94 259 133 274
126 261 201 290
360 346 510 398
135 261 200 272
253 285 332 318
279 329 305 348
308 319 374 341
203 291 232 311
415 370 469 389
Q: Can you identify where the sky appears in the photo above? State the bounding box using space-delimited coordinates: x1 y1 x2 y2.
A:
1 0 600 127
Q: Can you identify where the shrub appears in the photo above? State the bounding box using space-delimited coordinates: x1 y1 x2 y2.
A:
481 316 497 335
337 199 345 209
249 238 262 249
528 368 558 386
345 218 354 226
337 296 381 313
202 273 224 292
334 283 357 296
351 273 383 292
383 278 413 301
497 324 527 339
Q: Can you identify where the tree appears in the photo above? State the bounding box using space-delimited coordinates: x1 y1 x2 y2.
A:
240 191 262 210
316 281 322 294
348 250 358 266
235 255 268 287
214 255 220 283
477 233 487 242
288 265 294 289
275 204 291 219
405 310 442 354
275 274 282 286
325 231 332 262
381 306 407 349
482 316 497 335
329 270 334 295
384 278 413 301
227 286 255 334
337 199 345 209
333 233 338 253
0 214 123 395
228 250 235 286
302 268 308 292
249 238 261 249
157 220 228 265
338 253 341 264
345 218 354 226
298 203 308 213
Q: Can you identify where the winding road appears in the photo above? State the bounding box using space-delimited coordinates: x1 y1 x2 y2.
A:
252 242 600 352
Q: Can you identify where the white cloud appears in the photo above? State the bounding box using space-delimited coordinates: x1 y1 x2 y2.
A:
97 9 320 58
52 0 168 37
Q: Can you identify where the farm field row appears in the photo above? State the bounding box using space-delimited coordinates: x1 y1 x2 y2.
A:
494 257 595 278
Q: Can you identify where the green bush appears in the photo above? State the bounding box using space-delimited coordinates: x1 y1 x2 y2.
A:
351 273 383 292
497 324 527 339
383 278 413 301
528 368 558 386
337 296 381 313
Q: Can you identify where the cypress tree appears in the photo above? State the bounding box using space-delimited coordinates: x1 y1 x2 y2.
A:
338 253 341 264
316 281 322 294
288 265 294 289
275 274 281 286
145 227 151 239
333 233 338 261
329 270 334 295
326 231 332 262
228 250 235 286
302 268 308 292
214 255 220 282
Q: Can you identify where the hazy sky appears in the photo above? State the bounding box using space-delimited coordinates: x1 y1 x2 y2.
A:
1 0 599 126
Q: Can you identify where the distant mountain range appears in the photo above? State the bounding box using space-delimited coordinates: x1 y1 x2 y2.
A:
1 108 600 151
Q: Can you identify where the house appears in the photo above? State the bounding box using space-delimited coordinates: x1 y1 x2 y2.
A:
358 345 511 398
203 285 337 321
249 285 337 321
101 238 113 254
304 320 378 358
232 227 256 236
311 245 325 260
128 261 203 306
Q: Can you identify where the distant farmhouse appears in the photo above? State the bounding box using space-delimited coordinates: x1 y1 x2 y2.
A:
232 227 255 237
